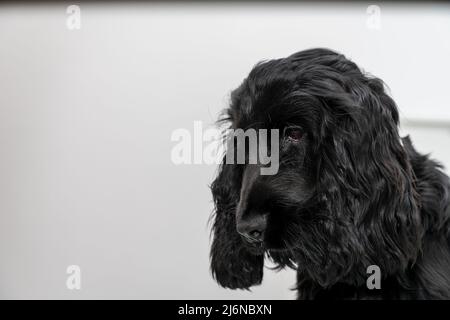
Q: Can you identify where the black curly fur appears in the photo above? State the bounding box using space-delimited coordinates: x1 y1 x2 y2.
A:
209 48 450 299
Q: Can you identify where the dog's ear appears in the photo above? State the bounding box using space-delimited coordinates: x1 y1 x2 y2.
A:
317 76 423 277
210 157 264 289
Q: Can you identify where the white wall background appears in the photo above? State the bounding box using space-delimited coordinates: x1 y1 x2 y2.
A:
0 3 449 299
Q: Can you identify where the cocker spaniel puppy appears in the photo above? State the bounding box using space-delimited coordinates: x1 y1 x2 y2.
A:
209 48 450 299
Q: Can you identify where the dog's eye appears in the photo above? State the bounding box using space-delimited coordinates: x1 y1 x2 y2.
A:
284 126 304 142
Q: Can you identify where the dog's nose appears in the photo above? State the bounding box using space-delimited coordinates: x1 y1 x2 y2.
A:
237 214 267 243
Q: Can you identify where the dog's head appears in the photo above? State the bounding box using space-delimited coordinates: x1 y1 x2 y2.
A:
210 48 423 290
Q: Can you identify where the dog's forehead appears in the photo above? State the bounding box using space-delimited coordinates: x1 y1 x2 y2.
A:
230 57 355 130
233 85 310 130
231 81 295 128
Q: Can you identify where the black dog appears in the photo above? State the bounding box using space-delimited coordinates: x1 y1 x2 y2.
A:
209 48 450 299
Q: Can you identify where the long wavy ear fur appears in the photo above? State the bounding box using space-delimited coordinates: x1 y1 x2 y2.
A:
210 158 264 289
315 71 423 283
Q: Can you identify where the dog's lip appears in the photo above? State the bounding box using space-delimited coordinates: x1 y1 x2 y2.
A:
240 234 264 245
241 236 266 253
241 233 263 244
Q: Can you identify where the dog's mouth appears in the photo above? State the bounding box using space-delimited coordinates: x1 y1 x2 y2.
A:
241 235 288 255
241 236 266 255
